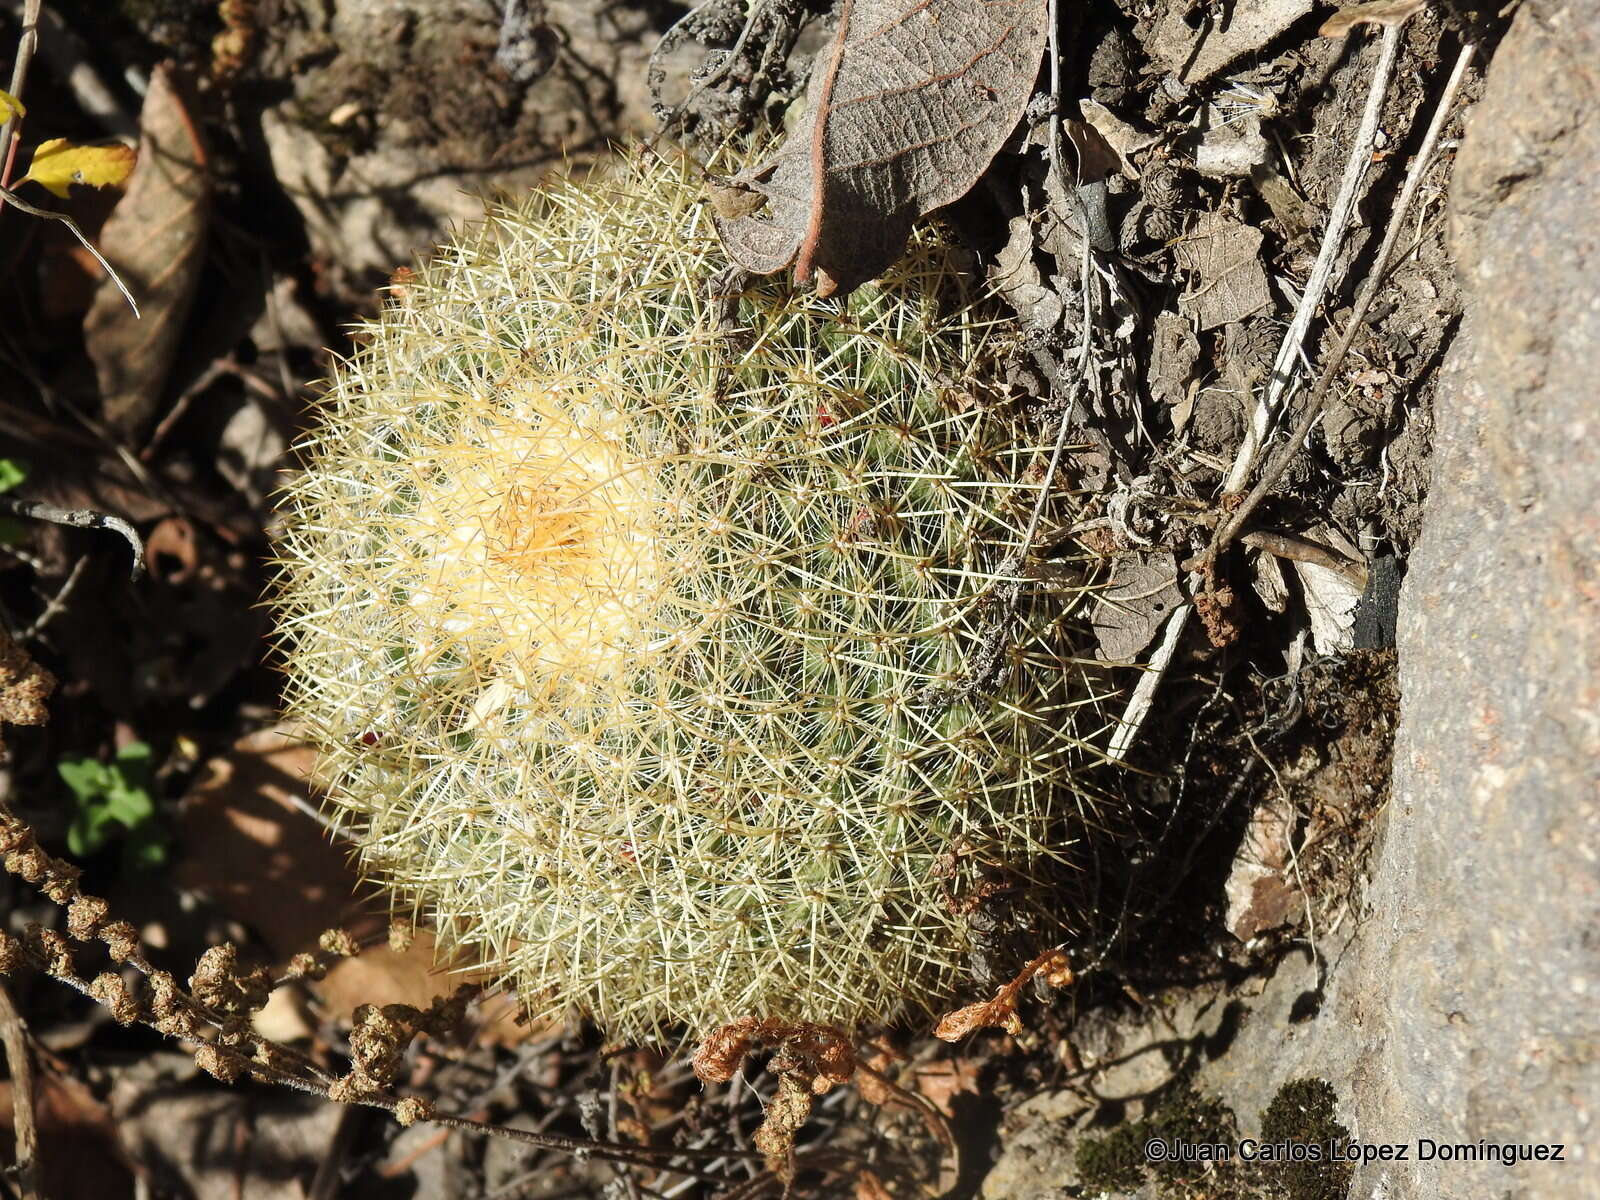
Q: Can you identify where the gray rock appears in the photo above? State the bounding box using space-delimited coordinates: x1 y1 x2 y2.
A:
1345 3 1600 1194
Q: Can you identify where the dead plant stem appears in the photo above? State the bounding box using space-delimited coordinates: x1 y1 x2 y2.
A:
1106 602 1191 762
0 981 43 1200
0 496 145 578
1203 39 1478 574
1223 20 1405 498
0 0 39 208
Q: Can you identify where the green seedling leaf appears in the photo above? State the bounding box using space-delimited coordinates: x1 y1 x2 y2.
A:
58 742 167 868
0 458 26 542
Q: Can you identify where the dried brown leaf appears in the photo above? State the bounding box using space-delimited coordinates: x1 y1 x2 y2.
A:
714 0 1048 297
692 1016 770 1083
1175 210 1270 332
83 64 209 440
1040 951 1075 989
1061 118 1121 183
692 1017 855 1088
1319 0 1427 38
695 1019 857 1182
934 948 1073 1041
1091 552 1184 662
913 1059 980 1117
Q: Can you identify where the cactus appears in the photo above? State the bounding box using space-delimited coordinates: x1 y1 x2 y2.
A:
271 148 1111 1043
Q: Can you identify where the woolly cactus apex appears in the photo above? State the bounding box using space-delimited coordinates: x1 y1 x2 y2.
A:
272 148 1113 1043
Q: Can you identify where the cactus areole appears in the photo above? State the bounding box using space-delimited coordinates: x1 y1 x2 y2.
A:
272 149 1110 1043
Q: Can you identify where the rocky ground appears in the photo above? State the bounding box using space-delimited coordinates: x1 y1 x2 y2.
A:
0 0 1594 1197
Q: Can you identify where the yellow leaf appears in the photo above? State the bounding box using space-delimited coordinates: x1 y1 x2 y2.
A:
20 138 137 198
0 89 26 123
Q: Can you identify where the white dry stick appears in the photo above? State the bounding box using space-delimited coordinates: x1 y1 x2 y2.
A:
1347 40 1478 338
0 183 141 318
1107 602 1191 763
1223 22 1405 495
1202 37 1478 570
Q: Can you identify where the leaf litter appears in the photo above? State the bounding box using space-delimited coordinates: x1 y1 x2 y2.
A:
712 0 1049 296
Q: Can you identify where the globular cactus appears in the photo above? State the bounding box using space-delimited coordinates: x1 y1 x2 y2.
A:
272 148 1110 1043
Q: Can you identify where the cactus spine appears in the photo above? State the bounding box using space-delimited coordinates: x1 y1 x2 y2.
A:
272 149 1109 1042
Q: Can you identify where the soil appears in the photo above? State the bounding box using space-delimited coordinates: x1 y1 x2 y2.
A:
0 1 1544 1198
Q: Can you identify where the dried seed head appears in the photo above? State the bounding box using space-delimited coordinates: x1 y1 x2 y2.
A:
149 969 202 1039
190 943 272 1014
394 1096 433 1126
195 1044 249 1083
345 1001 430 1092
272 147 1114 1042
387 918 415 953
284 951 325 981
318 928 359 958
100 921 141 965
90 971 140 1025
67 895 111 941
0 930 24 975
26 924 76 981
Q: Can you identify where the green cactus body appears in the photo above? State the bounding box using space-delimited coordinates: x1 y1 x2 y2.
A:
272 149 1108 1042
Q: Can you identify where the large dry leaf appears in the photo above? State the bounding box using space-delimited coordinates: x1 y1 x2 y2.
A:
1174 210 1270 331
1091 552 1184 663
84 63 209 440
714 0 1048 297
1150 0 1314 85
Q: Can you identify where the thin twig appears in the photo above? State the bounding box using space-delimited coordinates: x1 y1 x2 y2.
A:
0 496 144 577
21 554 87 639
0 184 140 318
1241 529 1368 588
0 981 43 1200
610 1059 644 1200
1222 21 1405 498
1201 39 1478 574
0 0 137 137
853 1061 961 1197
0 0 40 206
1106 602 1190 762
